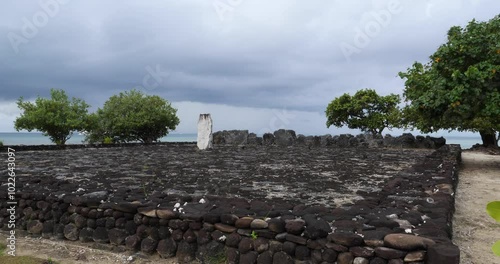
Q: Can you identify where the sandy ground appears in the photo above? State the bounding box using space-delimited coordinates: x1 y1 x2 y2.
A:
0 232 180 264
453 152 500 264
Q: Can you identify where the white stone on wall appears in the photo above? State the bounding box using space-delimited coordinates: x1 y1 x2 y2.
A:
197 114 213 150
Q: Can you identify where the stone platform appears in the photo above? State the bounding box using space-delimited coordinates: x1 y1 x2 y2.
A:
10 144 433 207
0 141 461 263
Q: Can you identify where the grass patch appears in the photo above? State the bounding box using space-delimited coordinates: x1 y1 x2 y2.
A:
0 243 58 264
205 250 227 264
0 243 6 256
0 256 55 264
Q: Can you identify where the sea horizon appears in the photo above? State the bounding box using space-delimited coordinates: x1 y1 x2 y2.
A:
0 131 483 149
0 132 197 145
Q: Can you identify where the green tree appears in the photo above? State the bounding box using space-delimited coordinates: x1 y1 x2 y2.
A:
87 90 180 143
14 89 90 145
82 112 109 144
325 89 401 135
399 15 500 147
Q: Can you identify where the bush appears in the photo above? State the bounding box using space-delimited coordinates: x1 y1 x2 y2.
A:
325 89 401 135
14 89 90 145
103 137 114 144
86 90 180 144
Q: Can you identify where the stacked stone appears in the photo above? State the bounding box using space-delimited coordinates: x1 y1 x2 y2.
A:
3 131 446 151
0 181 460 263
1 199 459 263
0 143 460 263
212 130 447 149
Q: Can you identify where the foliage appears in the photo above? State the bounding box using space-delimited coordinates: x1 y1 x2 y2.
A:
85 89 180 144
0 140 3 147
488 201 500 222
251 230 258 240
399 15 500 146
141 182 149 199
493 240 500 256
14 89 90 145
206 251 227 264
325 88 401 135
487 201 500 256
82 112 107 144
0 256 57 264
102 137 114 144
0 242 5 256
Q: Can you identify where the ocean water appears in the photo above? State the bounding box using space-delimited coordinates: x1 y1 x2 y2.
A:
0 132 482 149
0 132 197 145
442 136 482 149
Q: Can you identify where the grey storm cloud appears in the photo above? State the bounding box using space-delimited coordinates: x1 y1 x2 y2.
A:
0 0 498 127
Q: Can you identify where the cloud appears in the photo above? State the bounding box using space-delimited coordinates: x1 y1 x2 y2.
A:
0 0 497 134
0 101 21 132
173 101 339 135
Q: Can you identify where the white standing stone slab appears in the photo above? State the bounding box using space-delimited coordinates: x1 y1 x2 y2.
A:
197 114 213 150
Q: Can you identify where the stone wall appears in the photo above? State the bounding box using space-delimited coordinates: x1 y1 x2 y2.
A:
1 141 194 151
0 144 461 263
213 130 447 149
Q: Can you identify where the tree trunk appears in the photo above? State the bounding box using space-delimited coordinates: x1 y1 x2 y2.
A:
480 131 498 147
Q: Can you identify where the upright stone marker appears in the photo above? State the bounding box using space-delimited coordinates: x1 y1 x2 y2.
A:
197 114 213 150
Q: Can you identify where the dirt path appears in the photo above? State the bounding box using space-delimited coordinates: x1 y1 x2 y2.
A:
0 232 180 264
453 152 500 264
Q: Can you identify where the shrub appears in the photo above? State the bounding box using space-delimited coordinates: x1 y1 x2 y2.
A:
86 90 179 144
103 137 114 144
14 89 90 145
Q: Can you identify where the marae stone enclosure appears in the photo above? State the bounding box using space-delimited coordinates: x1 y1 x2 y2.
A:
0 131 460 263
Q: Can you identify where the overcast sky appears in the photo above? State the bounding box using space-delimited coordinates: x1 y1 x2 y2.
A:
0 0 496 136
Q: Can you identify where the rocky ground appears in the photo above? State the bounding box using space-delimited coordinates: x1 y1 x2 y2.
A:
0 143 463 263
11 144 433 209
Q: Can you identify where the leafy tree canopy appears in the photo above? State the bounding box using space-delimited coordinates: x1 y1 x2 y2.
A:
14 89 90 145
325 89 401 135
399 15 500 146
86 89 180 144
